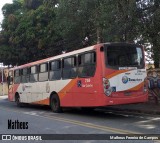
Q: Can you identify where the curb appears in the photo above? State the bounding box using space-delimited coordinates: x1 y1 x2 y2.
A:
0 95 8 99
105 107 160 115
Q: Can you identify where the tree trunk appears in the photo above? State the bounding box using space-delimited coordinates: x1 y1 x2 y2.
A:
153 45 160 68
96 27 102 43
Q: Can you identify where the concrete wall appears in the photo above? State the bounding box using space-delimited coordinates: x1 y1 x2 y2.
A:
0 68 9 96
0 83 8 96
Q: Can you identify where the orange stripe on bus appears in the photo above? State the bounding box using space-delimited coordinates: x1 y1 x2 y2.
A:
58 79 77 99
106 70 129 79
32 98 49 105
126 82 144 91
32 79 77 105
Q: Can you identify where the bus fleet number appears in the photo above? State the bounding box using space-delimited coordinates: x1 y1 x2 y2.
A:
85 79 91 83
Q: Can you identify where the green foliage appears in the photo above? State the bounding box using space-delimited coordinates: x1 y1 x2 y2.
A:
0 0 59 65
0 0 159 67
136 0 160 68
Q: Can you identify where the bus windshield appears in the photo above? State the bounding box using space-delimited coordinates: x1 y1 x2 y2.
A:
105 44 144 69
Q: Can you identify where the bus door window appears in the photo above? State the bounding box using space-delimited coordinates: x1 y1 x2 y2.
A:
14 69 21 84
8 71 13 85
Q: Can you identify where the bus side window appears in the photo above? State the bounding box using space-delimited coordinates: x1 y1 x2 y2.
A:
49 60 61 80
62 56 77 79
78 51 96 77
21 68 29 83
29 66 38 82
39 63 48 82
14 69 21 84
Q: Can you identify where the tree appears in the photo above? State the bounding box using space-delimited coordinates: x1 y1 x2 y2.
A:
0 0 159 67
137 0 160 68
0 0 59 65
0 0 23 65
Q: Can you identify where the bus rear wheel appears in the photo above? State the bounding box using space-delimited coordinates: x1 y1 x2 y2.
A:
50 94 62 113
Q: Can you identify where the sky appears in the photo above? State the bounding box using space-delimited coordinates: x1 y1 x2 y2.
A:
0 0 13 23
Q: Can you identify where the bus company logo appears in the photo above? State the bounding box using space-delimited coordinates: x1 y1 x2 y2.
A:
122 76 143 84
122 76 129 84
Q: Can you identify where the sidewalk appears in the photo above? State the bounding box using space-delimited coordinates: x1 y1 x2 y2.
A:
0 95 8 99
106 102 160 115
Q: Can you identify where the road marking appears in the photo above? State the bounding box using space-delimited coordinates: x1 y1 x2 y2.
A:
42 115 140 134
0 106 141 134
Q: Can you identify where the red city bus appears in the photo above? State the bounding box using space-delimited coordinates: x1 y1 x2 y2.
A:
7 43 148 112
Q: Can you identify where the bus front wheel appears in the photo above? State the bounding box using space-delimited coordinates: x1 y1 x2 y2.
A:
15 94 22 107
50 94 62 113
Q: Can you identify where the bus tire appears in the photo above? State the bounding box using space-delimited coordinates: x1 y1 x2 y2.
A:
50 94 62 113
15 93 22 107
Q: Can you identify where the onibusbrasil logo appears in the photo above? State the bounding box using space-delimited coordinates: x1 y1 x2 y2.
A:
122 76 129 84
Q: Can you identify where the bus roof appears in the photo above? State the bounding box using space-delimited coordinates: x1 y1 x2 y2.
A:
9 42 139 71
9 44 100 70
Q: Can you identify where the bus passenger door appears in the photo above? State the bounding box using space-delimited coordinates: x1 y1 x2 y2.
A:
8 71 14 101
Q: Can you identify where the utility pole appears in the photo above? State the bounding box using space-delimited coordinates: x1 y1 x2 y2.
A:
0 63 4 96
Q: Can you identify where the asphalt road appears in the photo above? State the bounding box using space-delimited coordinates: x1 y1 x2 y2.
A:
0 96 160 143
